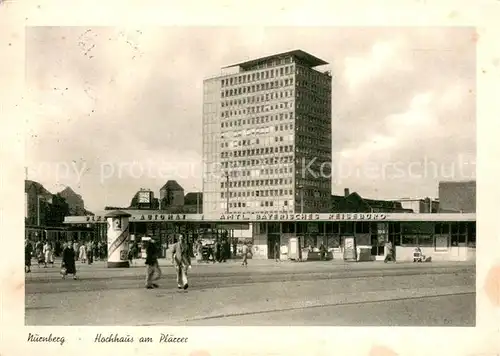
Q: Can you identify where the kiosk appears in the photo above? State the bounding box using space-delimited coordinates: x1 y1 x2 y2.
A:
105 210 131 268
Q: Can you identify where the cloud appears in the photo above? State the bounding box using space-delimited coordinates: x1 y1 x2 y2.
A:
25 27 476 210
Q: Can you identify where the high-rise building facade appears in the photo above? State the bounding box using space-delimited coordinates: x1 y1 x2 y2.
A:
202 50 332 216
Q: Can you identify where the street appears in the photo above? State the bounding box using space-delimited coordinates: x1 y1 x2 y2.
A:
25 259 475 326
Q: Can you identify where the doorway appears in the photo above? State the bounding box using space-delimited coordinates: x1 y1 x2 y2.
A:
267 233 280 259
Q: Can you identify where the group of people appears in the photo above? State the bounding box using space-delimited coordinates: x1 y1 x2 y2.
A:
144 234 191 290
24 238 109 278
25 240 55 272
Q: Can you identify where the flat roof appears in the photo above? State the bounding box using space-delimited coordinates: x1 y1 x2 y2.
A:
223 50 328 70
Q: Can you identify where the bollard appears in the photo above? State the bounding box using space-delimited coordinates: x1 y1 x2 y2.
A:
105 210 132 268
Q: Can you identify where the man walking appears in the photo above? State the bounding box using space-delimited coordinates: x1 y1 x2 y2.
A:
274 241 280 262
241 243 249 267
145 237 161 289
171 234 191 290
384 240 396 263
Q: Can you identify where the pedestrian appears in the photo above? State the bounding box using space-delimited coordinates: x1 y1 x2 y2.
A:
196 241 203 263
73 241 79 261
61 242 77 279
86 240 94 265
79 243 87 263
25 240 33 273
171 234 191 290
145 238 161 289
274 241 280 262
232 241 237 259
241 243 249 267
128 243 138 265
214 240 221 263
319 243 326 261
221 239 228 262
384 240 395 263
43 241 54 267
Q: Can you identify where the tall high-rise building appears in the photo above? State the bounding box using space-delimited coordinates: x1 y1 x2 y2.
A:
202 50 332 215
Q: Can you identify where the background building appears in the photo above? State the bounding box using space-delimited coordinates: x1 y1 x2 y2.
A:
58 186 86 215
438 180 476 213
104 181 202 213
331 188 411 213
160 180 185 208
202 50 332 215
394 197 439 213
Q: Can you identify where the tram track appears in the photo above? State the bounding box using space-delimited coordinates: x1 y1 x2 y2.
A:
25 267 473 294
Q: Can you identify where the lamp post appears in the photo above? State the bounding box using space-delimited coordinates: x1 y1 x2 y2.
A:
193 185 200 214
298 185 304 214
37 195 42 226
225 172 230 213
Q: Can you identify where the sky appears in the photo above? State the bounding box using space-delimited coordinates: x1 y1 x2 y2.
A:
25 27 476 212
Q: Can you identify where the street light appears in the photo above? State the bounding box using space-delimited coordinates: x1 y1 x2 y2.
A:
193 185 200 214
298 185 304 214
37 195 42 226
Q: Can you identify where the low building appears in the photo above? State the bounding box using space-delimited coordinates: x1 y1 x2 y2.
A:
438 181 476 213
65 211 476 262
394 198 439 213
330 188 412 213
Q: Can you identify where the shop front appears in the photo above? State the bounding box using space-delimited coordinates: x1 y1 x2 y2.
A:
64 212 476 262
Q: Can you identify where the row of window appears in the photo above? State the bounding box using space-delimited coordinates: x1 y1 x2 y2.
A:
227 201 290 208
222 89 294 108
223 166 294 179
296 114 331 129
221 111 294 129
221 123 294 136
221 154 294 168
295 179 331 190
221 148 294 158
221 65 295 87
222 189 293 198
221 178 294 189
296 90 330 107
296 66 331 87
221 78 294 98
221 101 294 117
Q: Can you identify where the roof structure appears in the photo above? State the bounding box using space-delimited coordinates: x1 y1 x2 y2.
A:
223 49 328 70
25 180 52 196
160 180 184 191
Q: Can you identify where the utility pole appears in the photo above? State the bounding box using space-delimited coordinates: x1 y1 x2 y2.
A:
37 195 41 226
225 172 230 213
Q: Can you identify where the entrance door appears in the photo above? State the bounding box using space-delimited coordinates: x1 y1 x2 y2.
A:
267 233 280 259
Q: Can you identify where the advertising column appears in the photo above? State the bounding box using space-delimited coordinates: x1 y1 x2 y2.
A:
105 210 132 268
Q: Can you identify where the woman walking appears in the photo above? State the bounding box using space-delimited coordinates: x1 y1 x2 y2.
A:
43 241 54 267
79 243 87 263
61 242 77 279
25 240 33 273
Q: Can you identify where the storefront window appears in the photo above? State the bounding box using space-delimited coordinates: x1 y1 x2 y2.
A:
340 222 354 234
326 235 340 248
355 222 370 234
282 222 295 233
401 234 418 246
417 234 434 247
